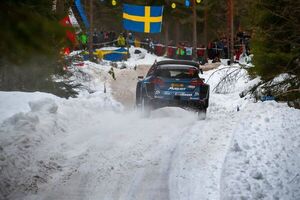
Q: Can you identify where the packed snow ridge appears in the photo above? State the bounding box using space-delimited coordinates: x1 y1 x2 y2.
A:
0 49 299 200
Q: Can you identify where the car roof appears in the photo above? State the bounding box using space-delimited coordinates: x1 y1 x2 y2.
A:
157 64 199 70
156 60 200 69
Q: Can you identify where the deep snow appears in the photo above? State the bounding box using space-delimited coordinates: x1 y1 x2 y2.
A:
0 49 299 200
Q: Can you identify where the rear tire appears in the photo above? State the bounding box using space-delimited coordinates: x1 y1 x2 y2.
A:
197 108 207 120
140 96 151 118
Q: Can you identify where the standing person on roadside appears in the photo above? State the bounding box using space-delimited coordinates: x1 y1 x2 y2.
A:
117 33 126 47
197 44 206 64
185 43 193 60
127 32 135 47
149 39 155 54
93 29 99 49
111 31 116 46
79 31 88 50
176 42 185 60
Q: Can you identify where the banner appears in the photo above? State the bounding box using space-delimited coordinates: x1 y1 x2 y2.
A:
74 0 90 28
123 4 163 33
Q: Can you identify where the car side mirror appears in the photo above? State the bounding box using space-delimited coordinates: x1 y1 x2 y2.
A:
138 76 144 80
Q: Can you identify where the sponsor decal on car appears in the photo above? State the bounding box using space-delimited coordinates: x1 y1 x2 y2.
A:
175 92 192 96
187 85 196 89
171 83 184 87
169 87 186 91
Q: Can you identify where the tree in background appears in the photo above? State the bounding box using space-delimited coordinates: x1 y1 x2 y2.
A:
0 0 75 96
0 0 69 63
248 0 300 106
250 0 300 79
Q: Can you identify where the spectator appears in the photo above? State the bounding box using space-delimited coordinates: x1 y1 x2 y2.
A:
104 31 109 42
134 37 141 47
149 39 154 54
167 41 176 59
127 32 135 46
117 33 126 47
111 31 116 45
185 44 193 60
93 30 99 48
234 46 243 62
142 37 150 50
176 42 185 59
197 44 206 64
207 42 214 60
78 31 88 50
155 43 164 56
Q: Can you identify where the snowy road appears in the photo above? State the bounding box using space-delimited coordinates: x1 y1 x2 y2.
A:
26 101 235 200
2 58 299 200
0 62 242 200
0 90 237 200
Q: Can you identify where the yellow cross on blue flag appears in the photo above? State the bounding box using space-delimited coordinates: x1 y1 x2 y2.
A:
123 4 164 33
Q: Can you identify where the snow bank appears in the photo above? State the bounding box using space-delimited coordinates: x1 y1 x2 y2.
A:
221 101 300 199
0 97 63 199
202 65 300 199
0 92 58 123
0 89 121 199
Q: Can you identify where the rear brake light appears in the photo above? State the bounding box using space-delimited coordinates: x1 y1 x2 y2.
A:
151 78 164 85
190 79 204 86
188 68 198 76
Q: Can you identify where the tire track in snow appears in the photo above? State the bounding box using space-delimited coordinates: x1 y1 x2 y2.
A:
123 126 192 200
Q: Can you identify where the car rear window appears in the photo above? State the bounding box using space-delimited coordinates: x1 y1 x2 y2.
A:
155 67 199 79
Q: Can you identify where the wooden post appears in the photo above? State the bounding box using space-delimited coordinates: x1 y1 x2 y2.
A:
88 0 94 61
192 0 197 60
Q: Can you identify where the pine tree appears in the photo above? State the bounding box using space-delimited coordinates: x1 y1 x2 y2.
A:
0 0 69 63
248 0 300 106
0 0 72 96
250 0 300 79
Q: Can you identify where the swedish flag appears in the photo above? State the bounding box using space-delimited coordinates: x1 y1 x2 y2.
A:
123 4 164 33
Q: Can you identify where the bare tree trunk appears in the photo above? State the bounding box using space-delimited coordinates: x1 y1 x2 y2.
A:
175 22 179 45
55 0 65 17
89 0 94 61
192 0 197 60
164 0 169 55
227 0 234 62
165 19 169 55
230 0 234 62
204 0 208 60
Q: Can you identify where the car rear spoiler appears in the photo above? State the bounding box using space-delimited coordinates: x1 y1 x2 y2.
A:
155 60 203 74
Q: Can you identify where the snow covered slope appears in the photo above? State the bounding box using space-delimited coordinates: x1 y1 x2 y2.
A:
221 102 300 200
0 52 299 200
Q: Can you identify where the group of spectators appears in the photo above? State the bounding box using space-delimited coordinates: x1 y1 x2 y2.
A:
116 32 136 47
76 30 118 49
76 30 251 64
